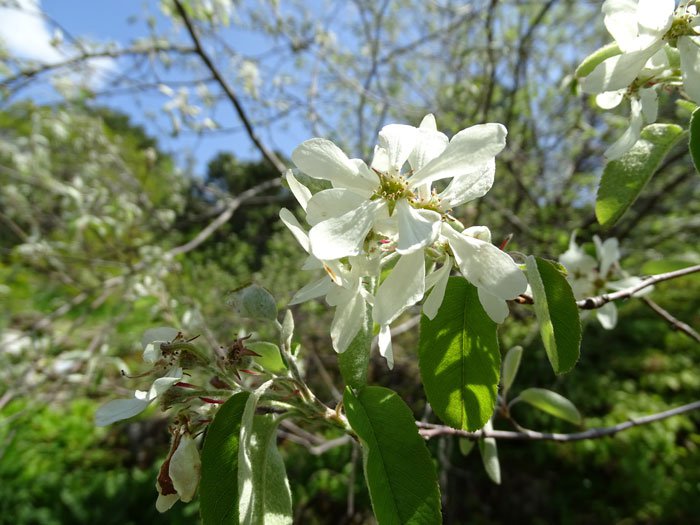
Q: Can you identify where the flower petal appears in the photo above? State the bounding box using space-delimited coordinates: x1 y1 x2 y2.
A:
408 124 448 172
395 200 441 254
305 188 368 226
156 493 180 513
582 45 660 93
279 208 310 253
604 97 643 160
438 159 495 209
602 0 640 51
423 256 452 320
94 393 151 426
639 87 658 123
290 276 332 305
292 138 378 193
477 287 510 324
595 91 624 109
596 301 618 329
308 200 387 260
377 124 419 175
679 36 700 104
410 123 507 187
635 0 674 49
285 170 312 211
443 224 527 300
373 250 425 326
149 370 184 400
593 235 620 277
169 434 201 503
377 324 394 370
330 289 365 353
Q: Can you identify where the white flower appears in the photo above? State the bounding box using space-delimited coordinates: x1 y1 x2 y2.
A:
156 432 201 512
95 328 183 426
582 1 700 102
290 114 506 261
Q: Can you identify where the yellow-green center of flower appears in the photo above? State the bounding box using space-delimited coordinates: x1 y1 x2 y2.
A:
376 173 412 201
665 13 698 45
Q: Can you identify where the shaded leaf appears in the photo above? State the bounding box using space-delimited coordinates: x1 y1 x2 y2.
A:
247 342 286 374
514 388 582 425
501 346 523 396
478 420 500 485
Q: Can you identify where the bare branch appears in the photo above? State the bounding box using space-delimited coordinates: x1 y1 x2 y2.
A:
417 399 700 442
640 297 700 344
172 0 288 176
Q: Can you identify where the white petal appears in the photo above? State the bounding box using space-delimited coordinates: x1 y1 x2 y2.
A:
408 126 448 172
596 301 618 329
141 327 179 363
330 289 365 353
443 224 527 300
419 114 437 130
156 493 180 513
635 0 674 48
285 170 312 211
149 371 183 400
169 434 201 502
279 208 310 253
595 91 624 109
94 394 151 426
308 200 386 260
377 124 419 175
292 138 378 193
679 36 700 104
289 276 332 305
438 159 495 209
604 97 644 160
559 233 597 276
593 236 620 277
477 287 510 324
423 256 452 320
608 275 653 296
373 250 425 326
395 200 441 254
410 123 507 187
377 324 394 369
463 225 492 242
582 45 659 93
305 188 368 226
639 87 658 123
602 0 639 51
370 144 390 173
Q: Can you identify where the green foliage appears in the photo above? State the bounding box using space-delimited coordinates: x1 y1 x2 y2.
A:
200 392 250 525
689 107 700 175
526 256 581 375
418 277 500 431
512 388 582 425
574 42 621 78
338 302 372 389
344 386 442 525
595 124 686 228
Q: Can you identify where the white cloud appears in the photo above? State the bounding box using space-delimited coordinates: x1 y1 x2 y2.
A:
0 0 63 63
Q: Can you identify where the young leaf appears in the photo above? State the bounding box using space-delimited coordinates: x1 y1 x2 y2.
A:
596 123 685 228
247 342 287 374
338 302 371 389
501 346 523 396
458 438 476 457
200 391 251 525
478 420 501 485
525 256 581 375
689 107 700 175
513 388 582 425
344 386 442 525
574 42 621 78
419 277 500 431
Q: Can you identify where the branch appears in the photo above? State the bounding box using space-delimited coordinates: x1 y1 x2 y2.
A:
417 399 700 442
172 0 287 176
640 297 700 344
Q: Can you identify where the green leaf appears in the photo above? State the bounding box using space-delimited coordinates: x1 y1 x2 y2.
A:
501 346 523 396
513 388 582 425
200 391 250 525
525 256 581 375
247 342 287 374
458 438 475 457
344 386 441 525
338 302 372 389
574 42 620 78
238 383 292 525
596 124 685 228
689 107 700 175
478 421 500 485
418 277 500 431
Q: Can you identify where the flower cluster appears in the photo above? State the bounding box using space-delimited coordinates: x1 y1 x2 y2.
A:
559 234 650 329
281 114 527 368
577 0 700 159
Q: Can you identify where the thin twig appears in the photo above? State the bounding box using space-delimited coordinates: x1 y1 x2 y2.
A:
417 399 700 442
640 297 700 344
172 0 287 176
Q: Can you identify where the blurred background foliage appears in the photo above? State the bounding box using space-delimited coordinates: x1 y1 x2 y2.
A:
1 0 700 523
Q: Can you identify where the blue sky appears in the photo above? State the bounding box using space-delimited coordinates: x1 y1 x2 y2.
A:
1 0 304 176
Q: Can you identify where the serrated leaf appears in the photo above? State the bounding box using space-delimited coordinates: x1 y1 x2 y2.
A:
575 42 620 78
525 256 581 375
247 342 287 374
502 346 523 395
478 421 500 485
200 391 250 525
338 302 371 389
690 107 700 175
238 382 292 525
418 277 500 431
514 388 582 425
596 124 685 228
344 386 442 525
